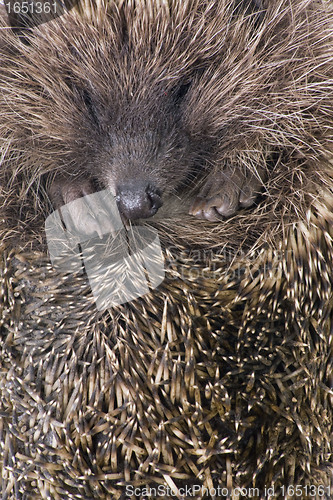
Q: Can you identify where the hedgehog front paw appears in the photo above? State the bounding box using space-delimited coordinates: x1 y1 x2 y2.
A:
48 176 117 238
49 176 97 208
189 166 264 221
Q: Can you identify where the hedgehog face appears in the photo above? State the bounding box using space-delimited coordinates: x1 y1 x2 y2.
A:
74 83 195 220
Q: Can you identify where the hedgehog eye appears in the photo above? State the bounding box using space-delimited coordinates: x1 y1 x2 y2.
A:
82 89 99 126
174 82 191 103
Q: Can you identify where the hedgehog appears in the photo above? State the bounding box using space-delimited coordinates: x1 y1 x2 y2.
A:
1 1 333 499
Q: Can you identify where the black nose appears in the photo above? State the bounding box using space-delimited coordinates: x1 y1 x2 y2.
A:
116 182 163 220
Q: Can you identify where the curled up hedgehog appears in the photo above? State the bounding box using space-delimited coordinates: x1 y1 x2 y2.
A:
1 0 333 498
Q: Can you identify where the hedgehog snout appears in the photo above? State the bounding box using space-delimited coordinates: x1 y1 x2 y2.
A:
115 181 162 220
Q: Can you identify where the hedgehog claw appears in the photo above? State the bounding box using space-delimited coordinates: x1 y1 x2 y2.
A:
189 165 265 221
